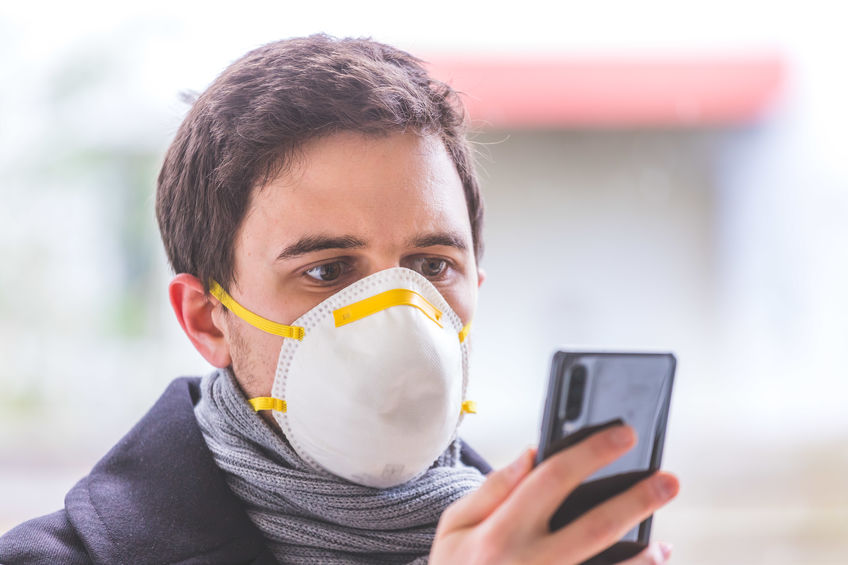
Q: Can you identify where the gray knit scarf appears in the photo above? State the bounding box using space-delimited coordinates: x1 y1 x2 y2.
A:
194 369 485 564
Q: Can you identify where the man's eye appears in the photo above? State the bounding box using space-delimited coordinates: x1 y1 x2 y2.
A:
417 258 447 278
305 262 345 282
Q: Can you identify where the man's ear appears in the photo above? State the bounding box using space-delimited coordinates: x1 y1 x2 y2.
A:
169 273 232 368
477 267 486 288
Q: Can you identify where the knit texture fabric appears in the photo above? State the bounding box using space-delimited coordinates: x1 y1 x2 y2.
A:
194 369 485 564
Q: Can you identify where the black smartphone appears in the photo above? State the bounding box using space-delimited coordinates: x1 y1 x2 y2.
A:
536 351 676 563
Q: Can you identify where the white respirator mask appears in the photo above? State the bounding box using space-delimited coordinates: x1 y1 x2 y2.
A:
209 267 475 488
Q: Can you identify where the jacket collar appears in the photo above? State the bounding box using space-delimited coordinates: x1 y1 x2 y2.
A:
63 376 491 564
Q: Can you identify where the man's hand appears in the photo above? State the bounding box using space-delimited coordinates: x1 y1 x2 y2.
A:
430 426 679 564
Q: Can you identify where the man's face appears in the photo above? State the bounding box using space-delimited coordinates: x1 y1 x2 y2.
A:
212 131 482 399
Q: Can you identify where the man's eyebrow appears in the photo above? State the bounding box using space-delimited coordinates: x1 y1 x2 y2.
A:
408 232 468 251
276 235 366 260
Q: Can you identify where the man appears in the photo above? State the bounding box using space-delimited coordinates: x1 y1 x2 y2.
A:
0 35 678 564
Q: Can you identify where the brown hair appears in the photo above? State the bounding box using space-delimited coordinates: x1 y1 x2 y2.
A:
156 34 483 292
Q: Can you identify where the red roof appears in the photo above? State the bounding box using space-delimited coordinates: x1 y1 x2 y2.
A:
425 54 784 128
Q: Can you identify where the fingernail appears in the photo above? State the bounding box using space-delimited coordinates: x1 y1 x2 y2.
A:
609 425 633 447
655 474 678 500
660 542 673 559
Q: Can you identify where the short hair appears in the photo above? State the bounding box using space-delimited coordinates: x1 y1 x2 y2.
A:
156 34 484 293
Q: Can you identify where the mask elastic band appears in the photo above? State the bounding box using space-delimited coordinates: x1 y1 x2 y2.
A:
458 322 471 343
209 281 305 340
249 397 287 412
249 396 476 416
333 289 443 329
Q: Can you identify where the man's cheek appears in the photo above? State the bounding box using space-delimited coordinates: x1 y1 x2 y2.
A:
227 324 279 398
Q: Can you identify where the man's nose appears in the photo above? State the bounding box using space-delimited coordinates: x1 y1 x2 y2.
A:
368 256 405 276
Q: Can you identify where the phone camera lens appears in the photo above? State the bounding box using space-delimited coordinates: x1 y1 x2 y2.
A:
565 364 587 421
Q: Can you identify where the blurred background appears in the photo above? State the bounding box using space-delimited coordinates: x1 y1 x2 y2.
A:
1 1 846 563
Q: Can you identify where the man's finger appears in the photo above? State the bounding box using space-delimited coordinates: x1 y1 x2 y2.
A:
437 448 535 532
549 472 679 564
491 425 637 532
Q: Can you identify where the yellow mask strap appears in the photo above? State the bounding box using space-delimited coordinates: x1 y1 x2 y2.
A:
249 397 287 412
210 281 469 342
208 280 305 340
248 396 476 415
458 322 471 343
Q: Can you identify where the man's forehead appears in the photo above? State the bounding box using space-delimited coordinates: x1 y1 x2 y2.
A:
237 131 472 256
269 132 455 188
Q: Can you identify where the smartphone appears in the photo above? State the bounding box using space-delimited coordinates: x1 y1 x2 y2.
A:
536 351 675 562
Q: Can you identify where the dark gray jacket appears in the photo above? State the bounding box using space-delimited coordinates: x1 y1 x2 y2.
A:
0 377 491 565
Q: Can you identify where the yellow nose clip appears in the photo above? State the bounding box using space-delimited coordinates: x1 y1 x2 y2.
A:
333 288 443 328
